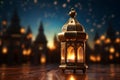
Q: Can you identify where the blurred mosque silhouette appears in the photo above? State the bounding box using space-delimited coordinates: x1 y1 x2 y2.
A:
0 9 120 66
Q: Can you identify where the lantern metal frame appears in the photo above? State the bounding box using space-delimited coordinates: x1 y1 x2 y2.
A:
58 8 88 73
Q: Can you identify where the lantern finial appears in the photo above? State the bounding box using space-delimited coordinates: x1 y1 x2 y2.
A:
69 8 77 18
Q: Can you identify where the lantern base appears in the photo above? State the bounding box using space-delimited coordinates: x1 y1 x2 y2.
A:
59 63 88 73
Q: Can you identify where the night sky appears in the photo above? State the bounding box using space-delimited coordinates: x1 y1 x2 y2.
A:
0 0 120 48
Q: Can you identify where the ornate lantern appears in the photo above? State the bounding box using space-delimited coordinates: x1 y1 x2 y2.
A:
58 8 88 73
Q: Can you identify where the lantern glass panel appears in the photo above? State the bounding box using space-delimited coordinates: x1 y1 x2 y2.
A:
77 46 84 63
67 46 75 63
61 43 65 63
61 48 65 63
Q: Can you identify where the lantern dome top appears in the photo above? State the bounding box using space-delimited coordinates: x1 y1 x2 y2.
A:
62 8 85 32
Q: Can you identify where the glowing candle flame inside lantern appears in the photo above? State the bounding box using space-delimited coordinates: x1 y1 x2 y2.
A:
67 52 75 62
67 46 75 62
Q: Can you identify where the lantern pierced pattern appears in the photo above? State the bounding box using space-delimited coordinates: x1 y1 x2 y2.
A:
58 8 88 73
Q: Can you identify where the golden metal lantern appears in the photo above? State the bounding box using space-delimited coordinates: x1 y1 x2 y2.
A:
58 8 88 73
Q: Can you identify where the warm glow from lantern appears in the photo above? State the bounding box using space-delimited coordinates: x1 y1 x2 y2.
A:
67 53 75 62
77 47 83 62
20 28 25 34
95 39 101 45
40 55 46 64
2 47 8 54
115 52 119 58
69 75 75 80
105 38 111 44
109 47 115 54
61 55 65 60
67 46 75 62
100 35 105 40
115 38 120 43
109 55 113 60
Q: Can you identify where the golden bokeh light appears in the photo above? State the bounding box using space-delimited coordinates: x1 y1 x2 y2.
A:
105 38 111 44
27 33 32 39
22 49 31 56
2 47 8 54
20 28 25 34
68 75 75 80
95 39 101 45
96 56 101 62
115 38 120 43
40 55 46 64
109 47 115 54
2 20 7 25
115 52 119 58
90 55 96 62
109 55 113 60
100 35 105 40
23 49 27 55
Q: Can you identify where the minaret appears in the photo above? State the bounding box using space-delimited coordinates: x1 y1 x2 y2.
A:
33 21 48 64
94 32 99 42
34 22 47 45
53 34 60 49
26 25 32 40
106 22 116 42
7 9 21 34
52 34 60 63
93 32 102 63
25 25 32 48
4 9 23 65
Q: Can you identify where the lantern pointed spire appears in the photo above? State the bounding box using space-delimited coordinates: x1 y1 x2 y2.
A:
69 8 77 18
